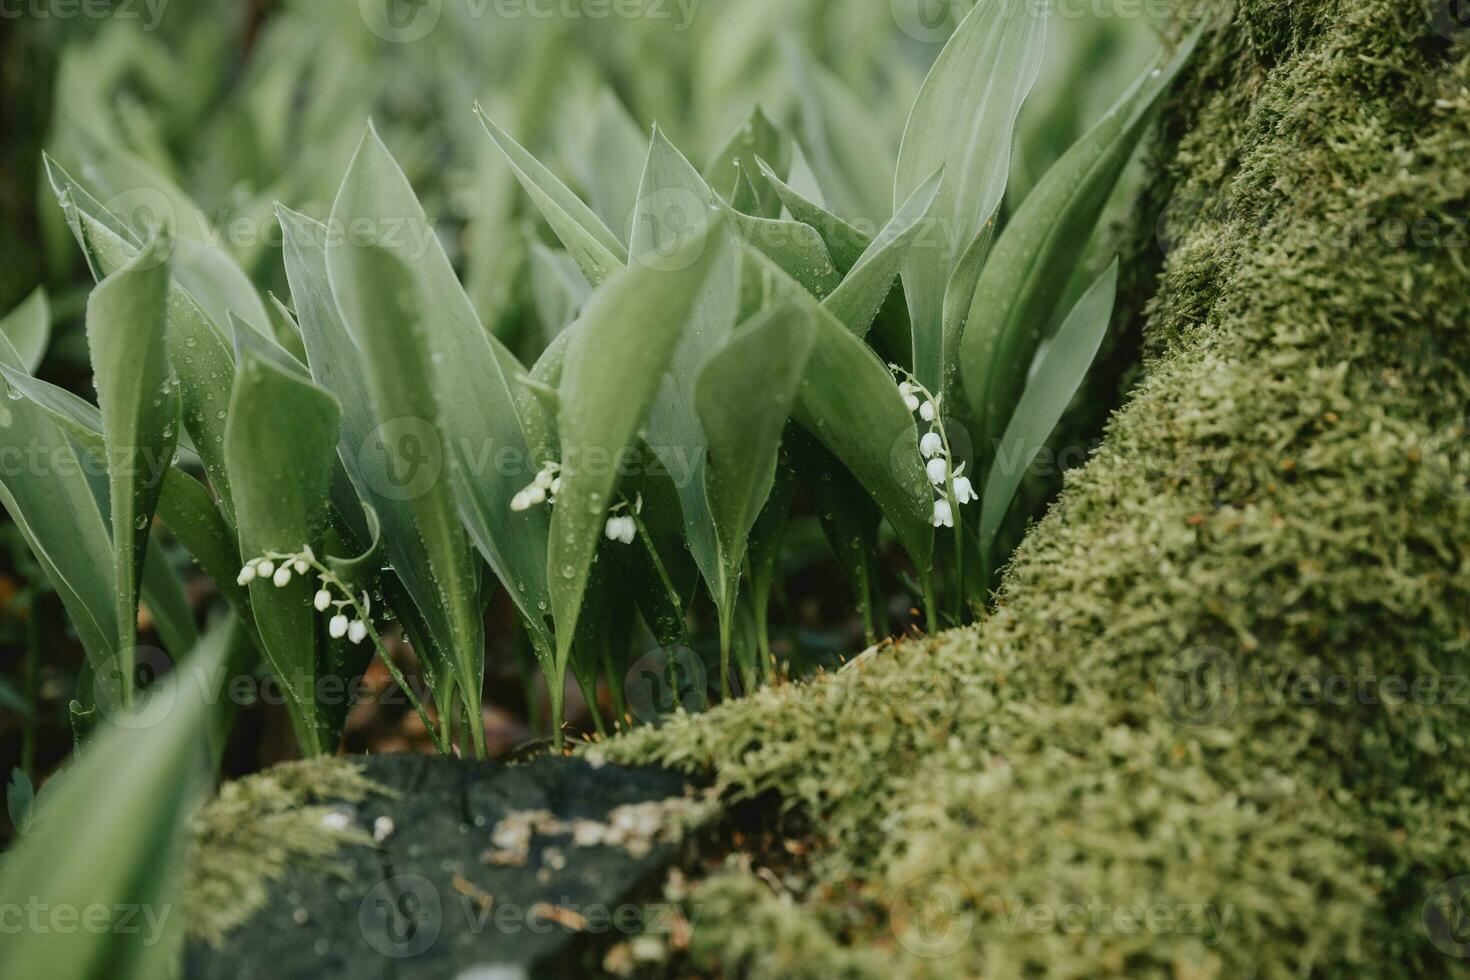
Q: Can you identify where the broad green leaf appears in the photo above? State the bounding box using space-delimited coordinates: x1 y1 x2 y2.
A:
224 345 340 755
786 43 896 224
0 364 252 643
0 335 118 675
549 222 721 675
64 126 271 333
963 31 1202 457
703 106 789 219
586 90 649 243
477 106 628 288
276 205 465 706
743 249 935 566
757 158 916 363
895 0 1046 393
6 768 34 835
528 241 591 338
327 242 487 742
0 621 231 980
823 167 944 338
0 288 50 373
696 304 816 688
979 262 1117 568
45 157 237 522
85 232 180 697
326 126 553 665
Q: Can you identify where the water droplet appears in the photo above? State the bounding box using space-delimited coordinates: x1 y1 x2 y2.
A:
560 564 575 579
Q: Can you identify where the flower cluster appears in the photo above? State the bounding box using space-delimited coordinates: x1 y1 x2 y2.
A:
894 370 977 528
510 460 561 512
508 459 642 546
237 545 370 644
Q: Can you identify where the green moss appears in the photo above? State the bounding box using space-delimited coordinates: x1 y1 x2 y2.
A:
600 0 1470 975
185 758 392 946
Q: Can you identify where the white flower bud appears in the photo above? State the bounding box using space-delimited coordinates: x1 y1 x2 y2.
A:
927 457 949 486
618 517 637 544
534 467 555 490
549 476 561 495
931 499 955 528
920 432 944 458
903 393 921 412
293 558 309 575
256 559 275 578
898 381 914 398
953 475 977 505
272 566 292 588
236 565 257 586
347 620 368 644
919 400 936 422
314 589 333 612
328 614 349 639
510 490 529 512
605 516 622 541
524 484 546 506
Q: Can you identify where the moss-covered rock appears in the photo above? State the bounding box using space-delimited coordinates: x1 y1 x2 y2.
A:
599 1 1470 975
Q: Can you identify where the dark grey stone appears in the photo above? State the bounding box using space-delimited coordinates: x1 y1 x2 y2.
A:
184 755 693 979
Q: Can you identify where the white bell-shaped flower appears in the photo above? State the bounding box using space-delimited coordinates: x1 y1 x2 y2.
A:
919 400 937 422
926 457 949 486
256 559 275 578
314 589 333 612
953 474 977 505
920 432 944 458
272 566 292 588
347 620 368 644
328 614 349 639
931 498 955 528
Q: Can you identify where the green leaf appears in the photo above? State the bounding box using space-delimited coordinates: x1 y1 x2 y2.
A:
0 288 50 373
549 220 722 677
823 167 944 338
743 249 935 567
45 157 237 522
979 261 1117 568
0 364 253 642
276 205 465 706
85 231 180 700
696 304 816 688
703 106 789 219
477 105 628 288
895 0 1046 392
326 126 552 669
786 44 897 224
586 90 649 244
0 621 232 980
224 345 340 755
6 768 34 835
0 335 118 675
326 241 487 740
962 31 1202 457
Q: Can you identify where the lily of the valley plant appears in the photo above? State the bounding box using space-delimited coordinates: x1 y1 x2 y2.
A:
0 2 1199 754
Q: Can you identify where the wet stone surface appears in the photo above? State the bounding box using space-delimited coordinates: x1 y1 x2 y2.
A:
186 754 696 979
